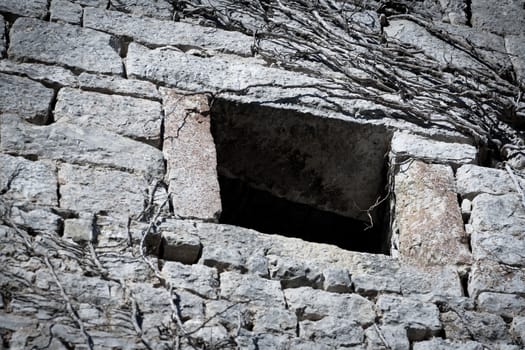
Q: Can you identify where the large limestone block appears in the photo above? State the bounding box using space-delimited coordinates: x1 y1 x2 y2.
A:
9 18 123 75
390 132 477 167
161 89 221 220
1 114 164 180
220 271 285 307
376 295 441 341
477 292 525 319
0 73 54 124
394 160 471 269
77 73 160 100
54 88 162 147
471 0 525 35
471 229 525 267
0 0 48 18
109 0 173 19
0 154 57 207
162 262 219 299
470 193 525 234
284 287 375 326
58 163 148 216
505 35 525 83
50 0 82 24
468 259 525 298
84 7 253 56
456 164 522 199
299 317 364 347
0 61 78 87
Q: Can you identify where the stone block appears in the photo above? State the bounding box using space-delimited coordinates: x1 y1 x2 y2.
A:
453 311 509 343
394 160 471 269
0 0 48 18
0 15 5 57
54 88 162 147
511 316 525 344
376 295 441 341
220 271 285 307
9 18 122 75
162 262 218 299
364 324 409 350
50 0 82 24
413 338 486 350
63 218 94 243
477 292 525 319
0 61 78 87
160 231 202 264
456 164 522 199
84 7 253 56
471 230 525 266
353 274 401 296
70 0 108 6
268 255 323 289
470 193 525 234
161 89 221 220
300 316 364 347
109 0 174 19
1 114 165 180
0 154 57 207
284 287 375 326
468 259 525 298
252 307 297 335
322 268 352 293
58 163 148 216
9 207 62 234
390 132 477 167
77 72 160 100
0 73 54 124
505 35 525 83
471 0 525 35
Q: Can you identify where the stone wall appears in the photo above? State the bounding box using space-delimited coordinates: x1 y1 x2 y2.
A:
1 1 524 349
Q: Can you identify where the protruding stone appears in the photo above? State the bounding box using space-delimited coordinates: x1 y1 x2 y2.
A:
284 287 375 326
322 268 352 293
54 88 162 147
109 0 174 19
162 262 218 299
161 89 221 220
0 0 48 18
390 132 477 167
50 0 83 24
1 114 165 180
394 160 471 269
84 7 253 56
63 218 94 243
456 164 522 200
77 73 160 101
220 271 285 307
353 274 401 296
377 295 441 341
58 163 148 216
0 73 54 124
9 18 123 75
268 255 324 289
160 231 201 264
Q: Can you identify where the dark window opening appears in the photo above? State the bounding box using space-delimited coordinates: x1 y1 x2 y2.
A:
211 99 392 254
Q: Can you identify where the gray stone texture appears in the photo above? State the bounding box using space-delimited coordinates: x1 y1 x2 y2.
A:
471 0 525 36
456 164 522 199
109 0 174 19
54 88 162 147
161 89 222 220
84 7 253 56
77 72 160 100
50 0 83 24
9 18 123 75
0 60 78 87
0 15 5 57
220 271 285 306
477 292 525 319
0 73 54 124
0 0 48 18
160 231 202 264
394 160 471 269
300 317 364 347
162 262 219 299
468 259 525 298
1 114 165 179
506 35 525 83
63 217 94 243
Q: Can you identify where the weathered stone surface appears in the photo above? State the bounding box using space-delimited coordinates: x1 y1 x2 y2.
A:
268 255 324 289
109 0 174 19
63 218 94 243
284 287 375 326
220 271 285 307
364 324 410 350
77 72 160 100
468 259 525 298
50 0 82 24
471 0 525 35
70 0 108 6
1 114 165 179
0 15 5 57
413 338 486 350
161 89 221 220
390 132 477 166
84 7 253 56
300 316 364 347
394 160 471 269
471 229 525 266
506 35 525 83
322 268 352 293
511 316 525 344
252 307 297 335
457 311 509 343
0 0 47 18
9 18 123 75
162 262 219 299
0 154 57 207
0 73 54 124
0 60 78 87
160 231 202 264
58 163 148 216
477 292 525 319
353 274 401 296
9 207 62 233
456 164 521 199
54 88 162 146
397 265 464 297
377 295 441 341
470 193 525 234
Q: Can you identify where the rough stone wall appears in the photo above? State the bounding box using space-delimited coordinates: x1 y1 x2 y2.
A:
0 1 524 349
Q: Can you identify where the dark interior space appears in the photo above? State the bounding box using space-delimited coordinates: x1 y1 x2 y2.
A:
219 176 387 254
